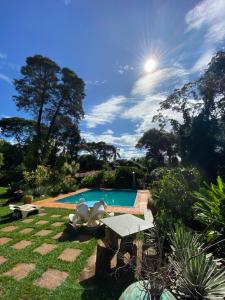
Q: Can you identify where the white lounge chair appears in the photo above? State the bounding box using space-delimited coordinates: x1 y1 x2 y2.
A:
68 200 114 228
9 204 40 219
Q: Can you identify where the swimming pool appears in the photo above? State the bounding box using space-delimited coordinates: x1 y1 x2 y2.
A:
57 189 137 207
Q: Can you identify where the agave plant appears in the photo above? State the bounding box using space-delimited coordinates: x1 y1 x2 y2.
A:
193 176 225 228
170 225 225 299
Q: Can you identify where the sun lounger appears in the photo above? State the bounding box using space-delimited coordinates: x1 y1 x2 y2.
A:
9 204 40 219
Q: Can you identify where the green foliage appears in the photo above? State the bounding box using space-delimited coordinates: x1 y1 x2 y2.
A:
0 152 4 169
194 176 225 227
114 166 146 189
136 128 178 168
170 225 225 299
155 51 225 178
81 171 106 188
152 167 202 223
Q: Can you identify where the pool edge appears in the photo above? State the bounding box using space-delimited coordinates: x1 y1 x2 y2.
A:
34 188 150 215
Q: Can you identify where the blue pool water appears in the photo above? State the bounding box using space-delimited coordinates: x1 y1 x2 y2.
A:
57 189 137 207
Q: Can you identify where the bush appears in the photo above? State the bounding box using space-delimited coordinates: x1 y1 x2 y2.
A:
151 166 202 224
114 166 146 189
81 171 107 188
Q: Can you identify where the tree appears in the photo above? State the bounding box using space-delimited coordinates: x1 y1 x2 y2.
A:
136 128 178 168
79 141 120 161
155 51 225 178
13 55 85 166
0 117 36 145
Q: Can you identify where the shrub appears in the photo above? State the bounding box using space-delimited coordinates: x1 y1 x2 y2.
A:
23 194 33 204
151 166 202 224
114 166 146 189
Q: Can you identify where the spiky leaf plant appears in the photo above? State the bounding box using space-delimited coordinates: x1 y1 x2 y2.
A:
170 225 225 299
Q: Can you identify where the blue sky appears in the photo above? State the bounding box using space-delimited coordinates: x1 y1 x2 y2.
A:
1 0 225 158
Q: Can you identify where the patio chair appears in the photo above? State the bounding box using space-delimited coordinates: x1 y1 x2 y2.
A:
9 204 40 219
88 200 107 227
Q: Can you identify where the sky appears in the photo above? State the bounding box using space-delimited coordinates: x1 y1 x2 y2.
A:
1 0 225 158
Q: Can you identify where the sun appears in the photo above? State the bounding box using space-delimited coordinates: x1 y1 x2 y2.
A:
144 58 158 73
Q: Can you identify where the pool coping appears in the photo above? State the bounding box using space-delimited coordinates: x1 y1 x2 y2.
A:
34 188 150 215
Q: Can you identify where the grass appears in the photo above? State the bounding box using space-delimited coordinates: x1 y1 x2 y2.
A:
0 185 128 300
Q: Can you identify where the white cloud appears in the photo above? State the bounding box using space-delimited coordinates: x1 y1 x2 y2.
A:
118 64 134 75
0 73 12 84
186 0 225 44
191 49 215 73
84 95 127 128
81 130 144 159
103 129 114 135
85 79 107 86
131 66 188 96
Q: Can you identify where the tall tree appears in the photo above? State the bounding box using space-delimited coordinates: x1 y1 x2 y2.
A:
136 128 178 168
13 55 85 166
155 51 225 178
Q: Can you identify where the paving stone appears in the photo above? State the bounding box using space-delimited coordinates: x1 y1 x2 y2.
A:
52 232 63 240
0 237 12 245
34 268 68 289
4 263 35 281
22 219 34 223
77 248 97 282
1 225 17 232
58 248 81 262
51 214 61 218
36 220 49 225
35 229 52 237
34 243 57 255
39 213 47 216
51 222 64 227
11 240 31 250
19 228 33 234
0 256 7 264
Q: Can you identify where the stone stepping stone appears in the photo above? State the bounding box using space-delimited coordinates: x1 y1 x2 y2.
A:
35 230 52 237
34 268 68 289
51 214 61 218
0 256 7 264
52 232 63 240
39 213 47 216
22 219 34 223
51 222 64 227
35 220 49 225
3 263 35 281
1 225 17 232
77 248 97 282
19 228 33 234
0 237 12 245
11 240 32 250
58 248 81 262
34 243 57 255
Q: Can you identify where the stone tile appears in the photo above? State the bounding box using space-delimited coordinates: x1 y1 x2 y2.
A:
19 228 33 234
1 225 17 232
77 248 97 282
52 232 63 240
0 256 7 264
0 237 12 245
58 248 81 262
4 263 35 281
35 220 49 225
34 243 57 255
22 219 34 223
35 230 52 237
51 214 61 218
39 213 47 216
34 268 68 289
11 240 31 250
51 222 64 227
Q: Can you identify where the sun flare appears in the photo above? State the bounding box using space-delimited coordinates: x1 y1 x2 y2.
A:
144 58 158 73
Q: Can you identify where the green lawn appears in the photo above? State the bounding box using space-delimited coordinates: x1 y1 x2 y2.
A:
0 205 126 299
